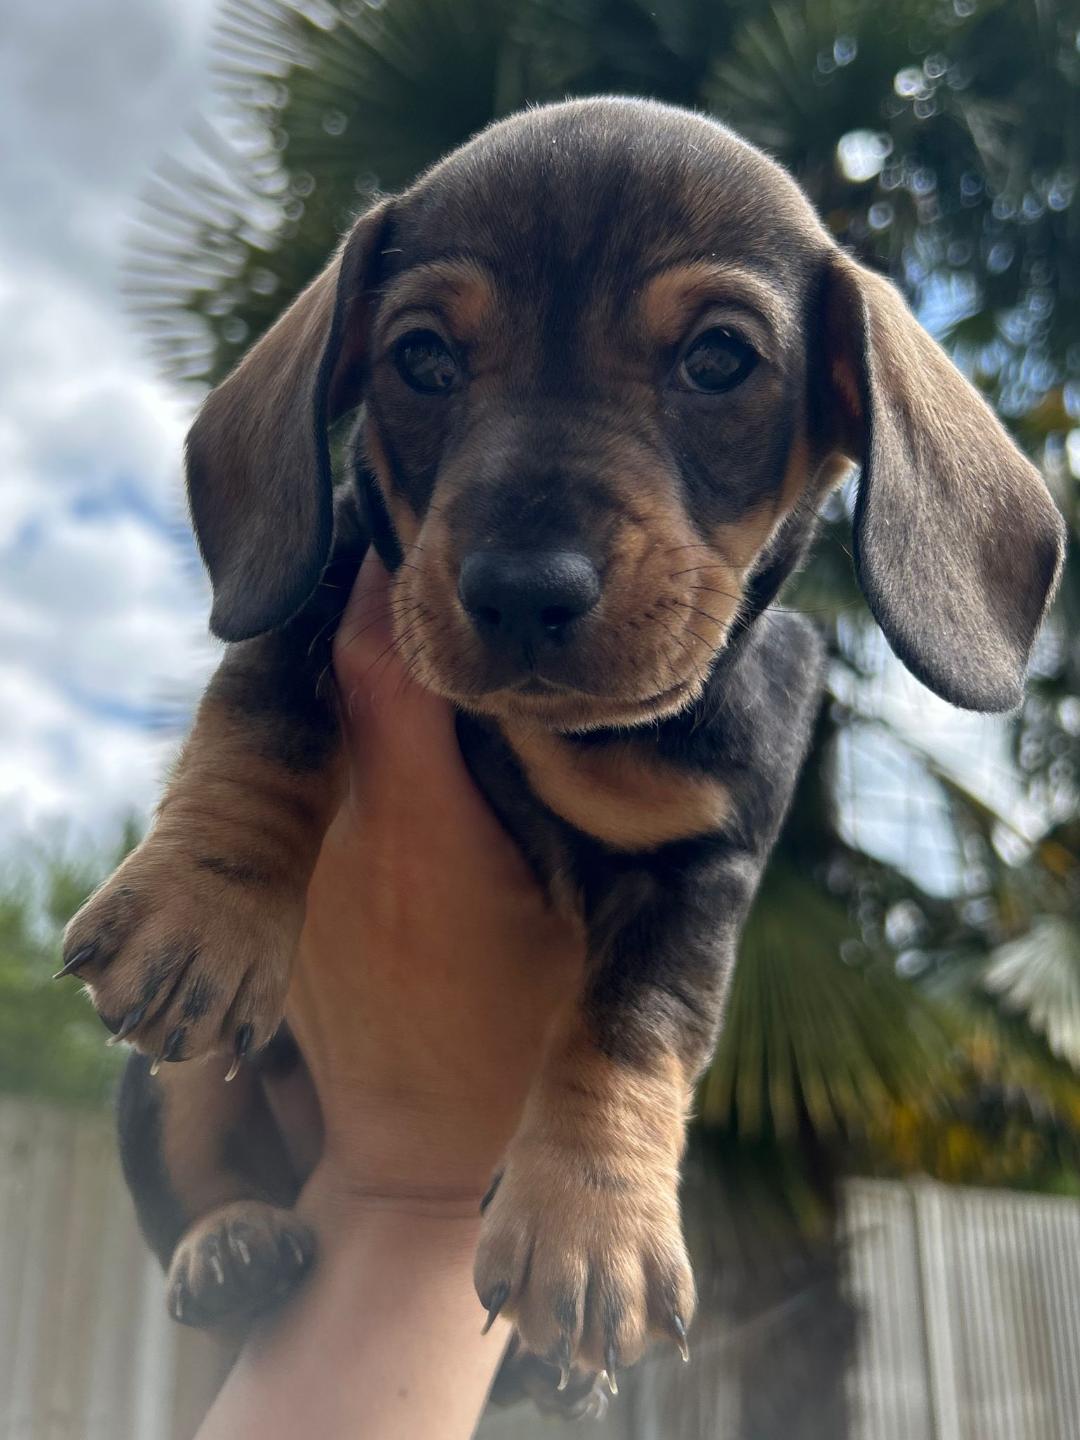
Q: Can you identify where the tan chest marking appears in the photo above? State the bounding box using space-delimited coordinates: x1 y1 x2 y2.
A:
503 724 730 851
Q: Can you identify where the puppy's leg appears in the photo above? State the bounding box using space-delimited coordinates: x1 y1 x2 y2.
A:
475 851 755 1382
119 1037 315 1329
61 500 366 1065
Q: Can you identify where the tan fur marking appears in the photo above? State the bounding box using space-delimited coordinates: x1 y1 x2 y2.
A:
66 695 343 1059
377 258 495 344
362 414 420 545
535 1029 691 1165
503 724 730 850
640 262 794 349
710 431 813 575
476 1017 694 1369
161 698 343 874
832 355 863 434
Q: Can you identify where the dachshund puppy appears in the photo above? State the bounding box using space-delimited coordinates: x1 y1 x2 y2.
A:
61 97 1063 1405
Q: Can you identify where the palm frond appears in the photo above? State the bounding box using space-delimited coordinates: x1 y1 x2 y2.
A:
985 918 1080 1071
701 860 950 1141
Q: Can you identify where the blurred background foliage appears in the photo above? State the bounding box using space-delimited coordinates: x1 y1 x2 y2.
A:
10 0 1080 1222
0 825 137 1107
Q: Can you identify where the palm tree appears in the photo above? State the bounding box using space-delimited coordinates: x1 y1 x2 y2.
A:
115 1 1080 1431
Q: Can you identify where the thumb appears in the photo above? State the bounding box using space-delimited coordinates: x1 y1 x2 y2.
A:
331 550 508 842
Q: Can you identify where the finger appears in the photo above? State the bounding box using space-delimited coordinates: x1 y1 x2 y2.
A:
334 550 454 744
332 552 522 856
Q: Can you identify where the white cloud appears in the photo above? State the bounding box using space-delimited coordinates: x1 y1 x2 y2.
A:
0 0 220 852
1 510 213 703
0 0 217 281
0 663 179 853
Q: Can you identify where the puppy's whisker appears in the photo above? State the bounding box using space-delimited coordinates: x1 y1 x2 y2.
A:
357 628 416 685
679 623 712 650
399 642 432 694
692 584 745 601
654 612 701 671
669 600 726 629
306 610 348 658
335 600 425 651
669 565 739 579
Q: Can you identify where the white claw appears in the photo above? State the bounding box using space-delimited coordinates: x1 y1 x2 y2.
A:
224 1057 241 1083
236 1239 251 1266
210 1255 225 1285
557 1366 570 1393
600 1370 618 1396
149 1057 161 1077
287 1234 305 1266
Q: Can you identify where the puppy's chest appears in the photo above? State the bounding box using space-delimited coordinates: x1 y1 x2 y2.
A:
499 724 731 852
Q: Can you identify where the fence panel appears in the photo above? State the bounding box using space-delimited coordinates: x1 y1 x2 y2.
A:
0 1100 222 1440
4 1100 1080 1439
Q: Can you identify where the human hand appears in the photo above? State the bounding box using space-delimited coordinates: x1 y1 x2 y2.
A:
284 550 586 1227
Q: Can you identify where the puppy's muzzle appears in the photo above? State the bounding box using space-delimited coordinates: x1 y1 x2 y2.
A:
458 549 601 666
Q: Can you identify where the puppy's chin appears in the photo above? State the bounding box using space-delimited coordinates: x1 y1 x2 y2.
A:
440 671 706 735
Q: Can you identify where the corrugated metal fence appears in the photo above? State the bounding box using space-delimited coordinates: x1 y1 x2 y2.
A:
3 1099 1080 1439
0 1100 225 1440
844 1177 1080 1440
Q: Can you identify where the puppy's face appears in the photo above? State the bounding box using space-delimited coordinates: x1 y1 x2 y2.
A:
359 105 832 730
188 99 1062 720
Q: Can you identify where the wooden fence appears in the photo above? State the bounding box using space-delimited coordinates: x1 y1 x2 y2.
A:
3 1098 1080 1439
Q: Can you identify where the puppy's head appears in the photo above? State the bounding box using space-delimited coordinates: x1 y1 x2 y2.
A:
188 98 1064 727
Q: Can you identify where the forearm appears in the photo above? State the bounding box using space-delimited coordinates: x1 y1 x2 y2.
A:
196 1205 508 1440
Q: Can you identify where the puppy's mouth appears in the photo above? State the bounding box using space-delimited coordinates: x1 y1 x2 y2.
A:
387 535 739 730
508 672 694 705
392 589 727 729
508 675 585 697
470 667 704 731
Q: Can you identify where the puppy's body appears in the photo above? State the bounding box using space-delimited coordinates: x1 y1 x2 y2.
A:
63 98 1063 1405
115 482 822 1405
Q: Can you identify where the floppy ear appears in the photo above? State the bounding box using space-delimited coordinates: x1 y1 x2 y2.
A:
824 254 1065 712
185 199 393 641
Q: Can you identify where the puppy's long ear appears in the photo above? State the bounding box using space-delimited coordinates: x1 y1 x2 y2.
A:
186 199 392 641
824 255 1065 712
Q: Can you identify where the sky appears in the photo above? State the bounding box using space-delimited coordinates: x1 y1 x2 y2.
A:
0 0 1035 892
0 0 220 854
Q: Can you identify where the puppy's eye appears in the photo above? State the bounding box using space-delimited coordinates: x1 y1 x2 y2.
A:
394 329 459 394
679 329 757 394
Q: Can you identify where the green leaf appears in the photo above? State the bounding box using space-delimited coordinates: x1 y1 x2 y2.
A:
985 917 1080 1071
702 860 950 1141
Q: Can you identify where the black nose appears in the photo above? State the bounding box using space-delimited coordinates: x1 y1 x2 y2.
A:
458 549 601 647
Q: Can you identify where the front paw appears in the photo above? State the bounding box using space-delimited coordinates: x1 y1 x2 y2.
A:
474 1136 695 1386
168 1200 314 1329
60 838 304 1064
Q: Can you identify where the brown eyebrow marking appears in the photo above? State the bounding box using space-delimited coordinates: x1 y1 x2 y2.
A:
377 258 496 343
640 262 794 352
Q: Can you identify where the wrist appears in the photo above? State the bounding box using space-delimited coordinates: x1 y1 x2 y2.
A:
202 1158 509 1440
298 1160 491 1237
